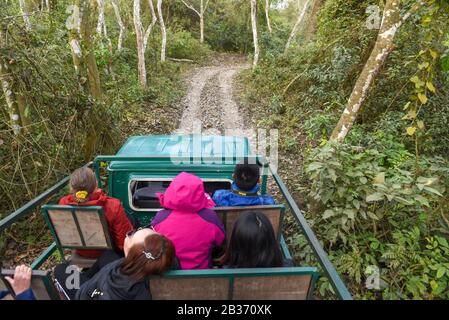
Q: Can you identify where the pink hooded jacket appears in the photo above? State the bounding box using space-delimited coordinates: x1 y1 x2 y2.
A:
151 172 225 269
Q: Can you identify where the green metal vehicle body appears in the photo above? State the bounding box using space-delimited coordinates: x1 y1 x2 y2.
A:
102 135 257 226
0 134 352 300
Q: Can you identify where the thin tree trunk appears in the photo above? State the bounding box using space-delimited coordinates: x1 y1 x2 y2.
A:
330 0 422 142
96 0 106 36
19 0 32 31
250 0 259 70
133 0 157 88
304 0 323 42
181 0 209 44
0 62 22 134
199 12 204 43
111 0 125 51
0 26 28 134
144 0 158 51
284 0 311 54
134 0 147 88
265 0 272 33
68 0 102 99
157 0 166 62
96 0 112 49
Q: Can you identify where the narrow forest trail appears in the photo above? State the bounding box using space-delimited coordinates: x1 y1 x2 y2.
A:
175 54 251 139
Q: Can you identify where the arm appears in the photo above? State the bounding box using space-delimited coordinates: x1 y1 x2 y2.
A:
111 203 133 252
214 224 225 247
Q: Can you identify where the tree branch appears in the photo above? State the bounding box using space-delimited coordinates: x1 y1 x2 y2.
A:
181 0 201 17
144 0 158 51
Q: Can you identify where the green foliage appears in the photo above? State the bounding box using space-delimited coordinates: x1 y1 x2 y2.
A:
167 29 212 61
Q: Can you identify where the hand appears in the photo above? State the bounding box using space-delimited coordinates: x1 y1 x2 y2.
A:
5 265 32 296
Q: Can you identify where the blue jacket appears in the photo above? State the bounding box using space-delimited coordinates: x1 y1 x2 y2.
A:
0 288 36 300
213 182 275 207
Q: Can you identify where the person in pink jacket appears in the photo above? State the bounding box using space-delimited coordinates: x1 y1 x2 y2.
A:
151 172 225 269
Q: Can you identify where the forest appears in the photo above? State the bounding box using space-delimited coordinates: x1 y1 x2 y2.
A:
0 0 449 300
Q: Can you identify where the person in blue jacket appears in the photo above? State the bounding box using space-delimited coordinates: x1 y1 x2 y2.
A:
213 161 275 207
0 265 36 300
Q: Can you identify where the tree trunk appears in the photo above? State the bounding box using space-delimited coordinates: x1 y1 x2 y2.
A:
111 0 125 51
330 0 413 142
250 0 259 70
0 26 29 134
284 0 311 54
133 0 157 88
199 12 204 43
265 0 272 33
68 0 102 99
133 0 147 88
96 0 105 36
180 0 208 44
144 0 158 51
19 0 32 31
0 62 22 134
304 0 324 42
157 0 167 62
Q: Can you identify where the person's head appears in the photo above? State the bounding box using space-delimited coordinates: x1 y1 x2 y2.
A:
157 172 209 212
219 211 283 268
233 162 260 191
69 167 98 202
121 228 175 280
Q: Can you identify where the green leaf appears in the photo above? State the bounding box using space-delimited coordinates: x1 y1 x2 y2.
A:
344 209 355 220
423 186 443 197
367 211 379 220
417 177 437 185
441 55 449 72
323 209 334 219
370 241 379 250
437 237 449 249
437 267 446 279
306 162 323 172
410 75 420 84
359 176 368 184
366 193 384 202
328 168 337 183
430 280 438 291
414 195 430 207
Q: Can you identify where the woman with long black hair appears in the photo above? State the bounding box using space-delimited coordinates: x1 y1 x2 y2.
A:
218 211 293 268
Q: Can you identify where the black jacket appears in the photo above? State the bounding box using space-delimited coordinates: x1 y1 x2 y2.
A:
75 259 151 300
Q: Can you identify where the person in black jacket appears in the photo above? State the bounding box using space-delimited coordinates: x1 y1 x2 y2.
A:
218 211 294 268
75 228 175 300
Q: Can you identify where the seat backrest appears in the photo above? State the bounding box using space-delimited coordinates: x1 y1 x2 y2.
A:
214 205 285 239
41 205 113 250
149 267 317 300
0 269 61 300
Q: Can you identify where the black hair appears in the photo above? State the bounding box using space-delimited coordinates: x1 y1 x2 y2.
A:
233 162 260 191
219 211 283 268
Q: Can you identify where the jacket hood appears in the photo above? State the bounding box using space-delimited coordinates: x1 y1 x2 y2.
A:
157 172 210 212
65 189 108 206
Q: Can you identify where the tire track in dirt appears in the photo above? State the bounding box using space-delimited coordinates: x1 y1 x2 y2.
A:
175 54 250 139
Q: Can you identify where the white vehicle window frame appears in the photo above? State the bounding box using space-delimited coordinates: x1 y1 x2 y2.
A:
128 178 232 212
